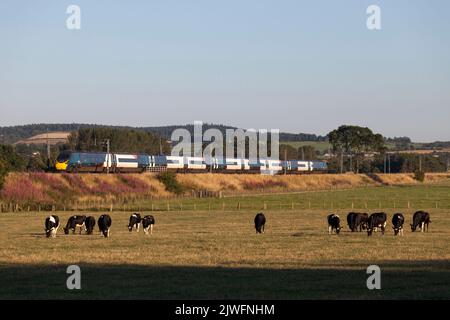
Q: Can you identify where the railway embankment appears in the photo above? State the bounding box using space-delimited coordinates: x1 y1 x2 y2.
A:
0 172 449 211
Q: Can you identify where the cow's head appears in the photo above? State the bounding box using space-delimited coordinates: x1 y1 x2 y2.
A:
410 223 417 232
393 226 401 236
63 227 69 235
45 228 53 238
335 226 342 234
367 228 374 236
102 229 110 238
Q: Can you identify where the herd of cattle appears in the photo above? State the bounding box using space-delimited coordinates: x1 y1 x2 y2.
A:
44 210 431 238
44 213 155 238
327 210 431 236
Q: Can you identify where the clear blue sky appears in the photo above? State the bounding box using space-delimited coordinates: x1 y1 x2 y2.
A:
1 0 449 141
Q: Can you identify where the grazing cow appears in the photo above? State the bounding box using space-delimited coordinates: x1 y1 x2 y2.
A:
85 216 96 235
327 213 342 234
98 214 112 238
411 211 431 232
44 215 60 238
392 213 405 236
142 215 155 235
367 212 387 236
128 213 142 232
254 213 266 234
64 215 86 235
347 212 369 232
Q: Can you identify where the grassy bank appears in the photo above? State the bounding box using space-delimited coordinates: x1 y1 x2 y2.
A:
1 172 450 211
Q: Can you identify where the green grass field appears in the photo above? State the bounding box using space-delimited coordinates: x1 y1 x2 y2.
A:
0 184 449 299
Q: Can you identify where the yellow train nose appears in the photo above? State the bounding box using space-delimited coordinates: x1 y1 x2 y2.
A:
55 162 68 171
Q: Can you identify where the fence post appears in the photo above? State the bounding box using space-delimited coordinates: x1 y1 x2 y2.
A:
263 202 267 210
110 203 113 212
408 201 410 209
436 202 438 209
308 201 311 209
194 204 196 211
222 202 225 211
291 202 294 210
167 203 170 211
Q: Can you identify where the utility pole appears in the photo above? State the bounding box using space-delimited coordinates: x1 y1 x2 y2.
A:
384 154 387 174
46 128 51 170
284 148 287 175
159 138 163 155
103 139 111 174
349 154 352 173
340 151 343 174
388 154 391 174
419 155 422 172
301 147 305 161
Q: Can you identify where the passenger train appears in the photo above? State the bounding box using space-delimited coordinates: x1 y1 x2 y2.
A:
55 151 328 174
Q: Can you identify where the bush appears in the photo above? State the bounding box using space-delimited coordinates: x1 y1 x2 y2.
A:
157 172 184 195
414 170 425 182
0 159 7 190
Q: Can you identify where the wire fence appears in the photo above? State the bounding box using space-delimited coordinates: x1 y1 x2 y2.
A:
1 199 448 213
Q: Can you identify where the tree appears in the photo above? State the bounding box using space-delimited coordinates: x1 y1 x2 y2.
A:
328 125 385 173
67 128 171 154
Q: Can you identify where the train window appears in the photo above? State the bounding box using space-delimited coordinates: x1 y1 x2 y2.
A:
117 158 138 163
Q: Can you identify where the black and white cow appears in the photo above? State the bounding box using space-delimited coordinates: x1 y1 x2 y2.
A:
254 213 266 234
98 214 112 238
142 215 155 235
128 213 142 232
347 212 369 232
327 213 342 234
411 211 431 232
85 216 96 235
44 215 60 238
64 215 86 235
392 213 405 236
367 212 387 236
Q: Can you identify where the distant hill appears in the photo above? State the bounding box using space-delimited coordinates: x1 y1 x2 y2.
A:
13 132 71 146
0 123 327 145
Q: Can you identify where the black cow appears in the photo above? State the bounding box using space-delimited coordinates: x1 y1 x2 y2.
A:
367 212 387 236
142 215 155 235
327 213 342 234
411 211 431 232
85 216 96 235
392 213 405 236
254 213 266 234
44 215 60 238
347 212 369 232
98 214 112 238
128 213 142 232
64 215 86 235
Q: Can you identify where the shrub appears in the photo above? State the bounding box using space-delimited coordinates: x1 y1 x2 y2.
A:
157 172 184 195
0 174 50 204
118 175 149 194
0 160 7 190
414 170 425 182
